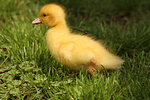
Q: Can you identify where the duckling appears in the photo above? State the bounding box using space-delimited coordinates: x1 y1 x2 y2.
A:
32 3 124 76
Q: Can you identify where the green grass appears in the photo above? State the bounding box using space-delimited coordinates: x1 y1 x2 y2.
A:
0 0 150 99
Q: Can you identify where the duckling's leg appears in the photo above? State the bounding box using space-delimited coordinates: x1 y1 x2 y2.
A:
87 58 98 76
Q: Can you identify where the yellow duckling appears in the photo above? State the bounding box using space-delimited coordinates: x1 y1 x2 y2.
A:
32 3 124 76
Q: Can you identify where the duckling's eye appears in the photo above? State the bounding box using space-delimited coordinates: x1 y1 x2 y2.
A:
43 14 47 17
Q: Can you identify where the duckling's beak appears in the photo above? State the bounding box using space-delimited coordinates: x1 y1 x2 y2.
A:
32 18 42 24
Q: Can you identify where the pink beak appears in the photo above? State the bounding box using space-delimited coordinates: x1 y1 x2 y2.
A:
32 18 42 24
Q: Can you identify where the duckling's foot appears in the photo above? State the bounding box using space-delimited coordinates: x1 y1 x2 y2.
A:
87 58 98 76
87 66 98 76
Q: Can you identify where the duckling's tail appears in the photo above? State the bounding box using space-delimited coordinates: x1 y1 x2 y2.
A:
97 54 124 70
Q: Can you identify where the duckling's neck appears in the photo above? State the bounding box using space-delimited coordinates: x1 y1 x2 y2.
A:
47 20 71 41
50 20 70 34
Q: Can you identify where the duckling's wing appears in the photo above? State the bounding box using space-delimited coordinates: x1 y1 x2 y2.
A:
58 42 75 62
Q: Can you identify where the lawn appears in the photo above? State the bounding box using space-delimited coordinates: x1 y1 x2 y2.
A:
0 0 150 99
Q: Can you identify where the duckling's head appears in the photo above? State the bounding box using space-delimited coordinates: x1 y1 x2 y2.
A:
32 3 66 27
